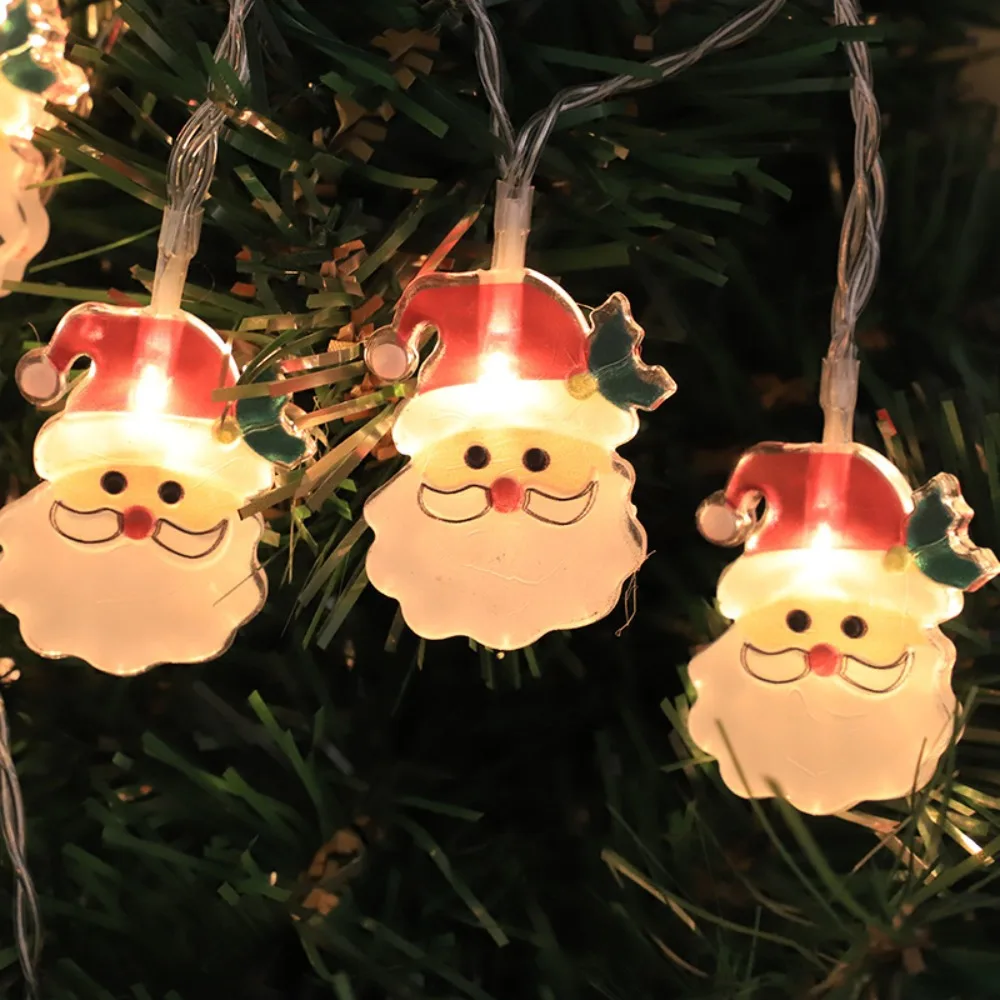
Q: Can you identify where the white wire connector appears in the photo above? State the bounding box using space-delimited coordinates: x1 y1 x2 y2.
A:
820 353 861 447
490 181 533 273
151 203 206 320
149 0 254 315
822 0 886 444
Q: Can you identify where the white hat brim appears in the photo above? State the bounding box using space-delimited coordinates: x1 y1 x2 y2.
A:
393 378 638 455
717 549 963 626
34 412 273 499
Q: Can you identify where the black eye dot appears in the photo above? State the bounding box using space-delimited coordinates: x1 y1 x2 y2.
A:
841 615 868 639
100 471 127 495
464 445 490 470
158 481 184 505
786 609 812 633
522 448 550 473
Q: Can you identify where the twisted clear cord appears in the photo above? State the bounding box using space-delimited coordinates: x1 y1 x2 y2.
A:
465 0 788 194
462 0 516 175
830 0 885 357
0 690 41 1000
821 0 885 443
150 0 254 313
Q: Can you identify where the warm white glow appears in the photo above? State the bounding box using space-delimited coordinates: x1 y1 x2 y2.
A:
687 440 988 814
810 522 835 551
0 138 48 295
473 350 537 417
33 413 274 501
716 548 961 628
130 363 170 414
478 350 517 387
391 377 639 460
365 458 644 650
687 619 958 815
0 479 268 676
369 266 670 647
486 295 517 337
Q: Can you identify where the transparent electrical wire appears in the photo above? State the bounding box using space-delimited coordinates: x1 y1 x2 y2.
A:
829 0 885 360
820 0 885 444
151 0 255 313
0 689 41 1000
462 0 516 176
464 0 788 193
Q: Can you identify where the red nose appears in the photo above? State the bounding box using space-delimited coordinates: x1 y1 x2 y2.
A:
122 505 155 540
488 477 523 514
806 643 840 677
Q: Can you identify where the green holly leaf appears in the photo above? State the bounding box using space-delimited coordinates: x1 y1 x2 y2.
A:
907 482 955 550
236 395 309 468
912 540 984 592
587 293 676 413
0 2 56 95
907 474 999 592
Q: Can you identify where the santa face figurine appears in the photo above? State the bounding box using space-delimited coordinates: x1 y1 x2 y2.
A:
0 302 297 676
688 442 999 816
363 270 675 650
0 0 88 294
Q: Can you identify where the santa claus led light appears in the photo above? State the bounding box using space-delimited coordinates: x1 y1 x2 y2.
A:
363 268 675 650
0 302 300 676
688 441 999 816
0 0 88 294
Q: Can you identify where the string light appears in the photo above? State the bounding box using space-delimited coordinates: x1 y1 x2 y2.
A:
0 0 88 295
687 0 999 817
0 0 308 682
362 2 782 649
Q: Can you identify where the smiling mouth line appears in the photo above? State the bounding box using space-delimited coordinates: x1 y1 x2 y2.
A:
416 481 597 525
739 642 913 695
49 501 228 560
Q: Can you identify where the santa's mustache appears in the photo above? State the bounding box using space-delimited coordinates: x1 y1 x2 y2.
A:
49 501 228 560
740 642 912 695
417 481 597 525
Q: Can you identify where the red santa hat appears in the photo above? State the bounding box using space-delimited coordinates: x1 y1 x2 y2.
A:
16 302 273 498
364 269 669 456
696 442 974 626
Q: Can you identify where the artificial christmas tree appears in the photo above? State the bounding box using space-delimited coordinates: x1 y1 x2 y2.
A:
2 1 1000 998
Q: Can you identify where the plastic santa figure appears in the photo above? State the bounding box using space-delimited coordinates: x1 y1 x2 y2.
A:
0 302 305 676
688 441 999 815
363 269 675 650
0 0 89 294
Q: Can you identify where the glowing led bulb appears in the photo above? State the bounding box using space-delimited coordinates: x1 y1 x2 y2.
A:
0 303 307 676
479 350 516 384
689 441 998 815
0 0 89 293
363 268 675 649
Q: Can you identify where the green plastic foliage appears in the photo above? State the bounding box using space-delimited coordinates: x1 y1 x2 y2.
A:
3 0 1000 998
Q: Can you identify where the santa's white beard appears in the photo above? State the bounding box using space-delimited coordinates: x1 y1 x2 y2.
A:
0 482 267 676
365 460 646 649
687 625 959 815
